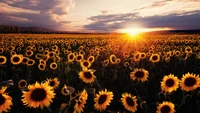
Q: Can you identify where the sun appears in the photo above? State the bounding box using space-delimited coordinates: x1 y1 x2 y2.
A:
125 28 143 36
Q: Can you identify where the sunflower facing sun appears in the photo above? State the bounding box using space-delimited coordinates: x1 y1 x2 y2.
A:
161 74 179 93
121 93 138 112
94 89 114 111
21 82 55 109
130 68 149 82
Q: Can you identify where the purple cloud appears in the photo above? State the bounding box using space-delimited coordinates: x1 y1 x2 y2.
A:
84 10 200 31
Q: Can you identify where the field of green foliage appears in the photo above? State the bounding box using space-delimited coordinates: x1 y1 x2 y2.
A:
0 34 200 113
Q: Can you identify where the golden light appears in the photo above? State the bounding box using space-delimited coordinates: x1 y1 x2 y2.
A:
119 27 171 37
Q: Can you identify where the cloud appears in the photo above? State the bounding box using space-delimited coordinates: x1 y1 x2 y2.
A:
0 0 75 29
84 10 200 31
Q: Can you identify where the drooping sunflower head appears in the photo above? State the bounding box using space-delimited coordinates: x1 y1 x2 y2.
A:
121 93 138 112
61 85 75 96
161 74 179 93
149 53 160 63
79 69 96 83
0 56 7 65
94 89 114 111
74 89 88 113
46 78 60 89
130 68 149 82
0 86 13 113
156 101 175 113
10 54 23 65
180 72 200 92
18 79 28 89
21 82 55 109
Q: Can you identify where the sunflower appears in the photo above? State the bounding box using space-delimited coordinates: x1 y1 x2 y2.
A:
50 62 58 70
25 50 34 57
79 50 85 55
80 60 91 69
18 79 28 89
161 74 179 93
21 57 29 64
103 59 109 67
0 86 12 113
156 101 175 113
94 89 113 111
121 93 138 112
74 89 88 113
0 56 7 65
38 64 46 71
10 54 23 65
130 68 149 82
75 54 84 62
109 54 117 64
87 56 95 63
149 53 160 63
133 52 141 62
180 72 200 92
68 52 75 63
79 69 96 83
61 84 75 96
140 52 146 59
124 62 130 67
46 78 60 89
26 59 35 66
21 82 55 109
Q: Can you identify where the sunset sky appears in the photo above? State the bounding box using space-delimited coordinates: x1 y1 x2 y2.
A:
0 0 200 32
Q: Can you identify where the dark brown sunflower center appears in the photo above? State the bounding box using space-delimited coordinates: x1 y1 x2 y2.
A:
31 88 47 101
22 58 28 63
28 60 33 64
27 51 32 55
89 58 93 62
126 97 134 106
40 64 44 69
184 77 196 87
52 64 56 68
166 79 175 87
98 94 107 105
77 56 82 60
152 56 158 60
135 71 145 78
69 55 74 60
13 57 20 62
83 72 92 79
161 105 170 113
49 81 55 87
0 94 6 105
49 53 54 57
83 62 89 67
20 81 26 87
0 58 4 62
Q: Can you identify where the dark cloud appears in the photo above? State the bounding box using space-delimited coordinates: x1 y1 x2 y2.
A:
84 10 200 31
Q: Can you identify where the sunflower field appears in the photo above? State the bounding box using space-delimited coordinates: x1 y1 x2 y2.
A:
0 33 200 113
